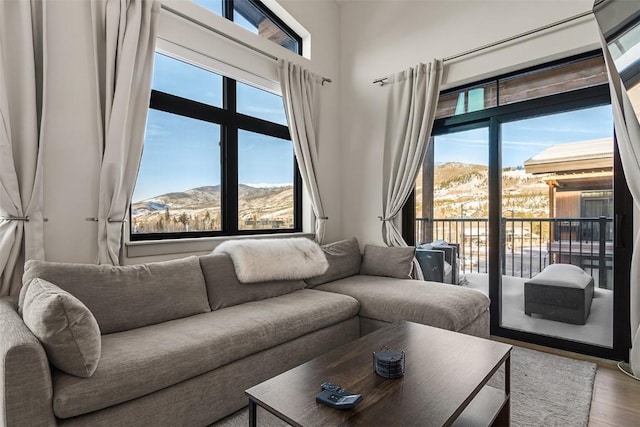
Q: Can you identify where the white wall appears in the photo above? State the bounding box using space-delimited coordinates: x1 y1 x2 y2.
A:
337 0 600 247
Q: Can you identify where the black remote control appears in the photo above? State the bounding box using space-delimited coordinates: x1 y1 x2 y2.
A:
321 382 356 396
316 390 362 410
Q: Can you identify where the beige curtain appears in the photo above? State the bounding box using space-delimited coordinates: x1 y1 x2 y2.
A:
380 60 443 279
91 0 159 264
600 33 640 377
277 59 327 243
0 1 47 296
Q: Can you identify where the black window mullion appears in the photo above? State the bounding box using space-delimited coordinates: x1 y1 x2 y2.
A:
488 117 501 336
293 155 302 231
150 91 230 124
236 114 291 140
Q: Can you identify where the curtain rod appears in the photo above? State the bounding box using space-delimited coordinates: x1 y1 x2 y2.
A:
160 4 332 85
372 8 593 86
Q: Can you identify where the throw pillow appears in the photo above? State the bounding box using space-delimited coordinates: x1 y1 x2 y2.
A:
305 237 363 287
22 256 211 334
21 278 101 377
213 238 328 283
360 244 415 279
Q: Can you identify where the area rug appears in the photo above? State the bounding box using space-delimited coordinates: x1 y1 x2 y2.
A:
487 346 596 426
212 346 597 427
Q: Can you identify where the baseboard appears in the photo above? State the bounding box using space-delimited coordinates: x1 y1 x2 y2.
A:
489 335 619 368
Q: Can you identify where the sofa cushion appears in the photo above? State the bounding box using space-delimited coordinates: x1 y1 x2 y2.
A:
22 257 210 334
199 253 306 310
51 289 360 418
316 275 489 332
305 237 362 288
360 245 415 279
21 278 101 378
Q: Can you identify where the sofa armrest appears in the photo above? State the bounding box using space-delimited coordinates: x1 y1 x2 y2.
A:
0 298 56 426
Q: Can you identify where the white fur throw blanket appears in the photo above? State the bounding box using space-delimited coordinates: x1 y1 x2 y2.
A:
213 238 329 283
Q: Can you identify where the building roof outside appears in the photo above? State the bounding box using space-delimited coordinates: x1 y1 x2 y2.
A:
524 137 613 175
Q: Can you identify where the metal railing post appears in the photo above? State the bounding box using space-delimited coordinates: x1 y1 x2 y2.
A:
599 216 607 288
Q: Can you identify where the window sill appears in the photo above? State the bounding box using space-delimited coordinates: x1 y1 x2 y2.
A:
125 232 315 258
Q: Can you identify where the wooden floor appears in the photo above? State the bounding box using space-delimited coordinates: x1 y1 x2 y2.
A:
492 337 640 426
590 363 640 426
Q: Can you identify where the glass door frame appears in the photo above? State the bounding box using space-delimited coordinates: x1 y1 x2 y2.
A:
405 84 632 361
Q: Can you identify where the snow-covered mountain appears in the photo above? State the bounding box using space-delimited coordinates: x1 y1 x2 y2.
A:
131 184 294 233
416 162 548 218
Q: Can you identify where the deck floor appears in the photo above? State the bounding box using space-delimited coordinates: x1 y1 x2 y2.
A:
464 272 613 348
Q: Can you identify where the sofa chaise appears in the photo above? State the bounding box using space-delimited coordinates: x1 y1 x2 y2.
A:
0 237 489 426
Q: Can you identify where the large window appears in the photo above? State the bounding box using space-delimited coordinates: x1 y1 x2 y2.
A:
131 53 301 240
411 52 632 360
191 0 302 54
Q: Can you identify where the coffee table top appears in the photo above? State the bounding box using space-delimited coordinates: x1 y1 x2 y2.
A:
246 321 511 426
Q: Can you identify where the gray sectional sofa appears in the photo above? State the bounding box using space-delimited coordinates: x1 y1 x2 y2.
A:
0 238 489 426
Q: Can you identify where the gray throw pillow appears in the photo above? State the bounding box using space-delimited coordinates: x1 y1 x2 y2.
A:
21 278 101 378
360 244 415 279
305 237 363 287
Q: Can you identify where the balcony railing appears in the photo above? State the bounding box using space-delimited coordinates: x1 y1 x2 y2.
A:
416 217 613 288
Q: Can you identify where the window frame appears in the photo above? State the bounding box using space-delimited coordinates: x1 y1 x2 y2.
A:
226 0 303 55
433 51 608 120
130 71 303 241
403 50 633 361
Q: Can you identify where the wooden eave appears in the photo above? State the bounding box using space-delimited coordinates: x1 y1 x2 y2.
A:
524 156 612 174
543 170 613 190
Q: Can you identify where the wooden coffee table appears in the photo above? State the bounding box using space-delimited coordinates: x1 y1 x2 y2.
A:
246 321 511 426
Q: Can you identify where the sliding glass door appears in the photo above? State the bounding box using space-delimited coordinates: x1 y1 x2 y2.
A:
409 52 632 360
499 106 614 349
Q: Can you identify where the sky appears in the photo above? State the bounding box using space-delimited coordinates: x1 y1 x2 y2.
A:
434 105 613 168
133 53 292 202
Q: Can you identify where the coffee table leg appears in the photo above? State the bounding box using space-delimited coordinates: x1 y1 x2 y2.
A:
494 353 511 426
249 400 257 427
505 355 511 397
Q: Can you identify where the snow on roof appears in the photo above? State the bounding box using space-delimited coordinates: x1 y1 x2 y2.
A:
524 138 613 166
